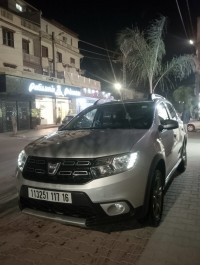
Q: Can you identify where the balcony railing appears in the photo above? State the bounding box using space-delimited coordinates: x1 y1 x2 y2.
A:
23 53 40 65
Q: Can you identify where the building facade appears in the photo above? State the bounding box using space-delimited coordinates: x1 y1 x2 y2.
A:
0 0 112 132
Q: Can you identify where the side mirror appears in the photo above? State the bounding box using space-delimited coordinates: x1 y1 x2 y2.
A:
159 119 178 132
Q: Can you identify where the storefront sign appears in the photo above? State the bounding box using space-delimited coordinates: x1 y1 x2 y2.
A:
28 83 81 97
81 87 112 99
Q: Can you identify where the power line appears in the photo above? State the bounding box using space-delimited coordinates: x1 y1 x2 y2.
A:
79 39 120 55
185 0 195 39
175 0 189 39
81 55 115 61
79 48 116 59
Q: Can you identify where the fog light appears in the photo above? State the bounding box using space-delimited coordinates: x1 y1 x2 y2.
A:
100 202 130 216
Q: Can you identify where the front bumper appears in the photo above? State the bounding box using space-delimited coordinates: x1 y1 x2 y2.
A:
19 185 134 226
16 165 147 226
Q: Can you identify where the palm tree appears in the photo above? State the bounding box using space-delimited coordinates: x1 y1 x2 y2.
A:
116 15 196 94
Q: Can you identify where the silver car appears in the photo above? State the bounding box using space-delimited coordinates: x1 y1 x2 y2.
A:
187 119 200 132
16 94 187 227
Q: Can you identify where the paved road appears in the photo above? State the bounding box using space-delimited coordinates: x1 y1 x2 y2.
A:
0 128 58 213
0 129 200 265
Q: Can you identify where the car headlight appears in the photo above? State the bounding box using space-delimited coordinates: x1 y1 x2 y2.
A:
18 150 27 172
91 153 138 179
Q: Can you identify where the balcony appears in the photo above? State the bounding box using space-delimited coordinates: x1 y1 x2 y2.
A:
23 53 40 65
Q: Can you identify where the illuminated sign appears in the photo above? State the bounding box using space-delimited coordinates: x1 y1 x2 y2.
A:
28 83 81 97
82 87 112 99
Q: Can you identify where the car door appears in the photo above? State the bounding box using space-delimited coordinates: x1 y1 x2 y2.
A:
156 102 176 174
165 102 183 167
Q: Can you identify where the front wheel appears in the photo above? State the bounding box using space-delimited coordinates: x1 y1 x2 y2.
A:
148 169 164 227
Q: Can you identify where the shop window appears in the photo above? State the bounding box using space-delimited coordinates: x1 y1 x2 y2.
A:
42 45 48 57
22 39 29 54
57 52 62 62
2 28 14 47
70 57 75 67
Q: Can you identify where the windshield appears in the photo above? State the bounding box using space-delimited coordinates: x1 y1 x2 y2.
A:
63 102 154 130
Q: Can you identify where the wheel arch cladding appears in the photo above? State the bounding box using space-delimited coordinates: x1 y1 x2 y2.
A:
141 154 165 218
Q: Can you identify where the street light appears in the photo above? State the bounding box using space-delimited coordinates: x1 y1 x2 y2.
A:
189 39 194 45
114 82 123 100
114 82 122 91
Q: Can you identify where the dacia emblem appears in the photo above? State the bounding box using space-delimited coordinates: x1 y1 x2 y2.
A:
48 162 60 175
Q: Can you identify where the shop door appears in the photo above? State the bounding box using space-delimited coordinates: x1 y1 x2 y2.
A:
2 101 17 132
17 102 30 130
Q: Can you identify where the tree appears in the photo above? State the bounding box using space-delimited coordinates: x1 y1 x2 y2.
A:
173 85 195 113
116 15 196 94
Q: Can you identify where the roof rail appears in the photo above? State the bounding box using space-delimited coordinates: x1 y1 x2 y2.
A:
148 93 166 100
93 98 117 105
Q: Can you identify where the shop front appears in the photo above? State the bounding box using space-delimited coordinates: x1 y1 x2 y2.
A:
0 74 114 132
0 75 82 132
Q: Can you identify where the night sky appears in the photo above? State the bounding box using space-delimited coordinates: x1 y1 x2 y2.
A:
24 0 200 92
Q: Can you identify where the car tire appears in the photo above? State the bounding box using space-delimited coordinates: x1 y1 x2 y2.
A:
148 168 164 227
177 141 187 173
187 124 195 132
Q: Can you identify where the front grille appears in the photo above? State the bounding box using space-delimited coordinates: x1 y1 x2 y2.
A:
23 156 94 184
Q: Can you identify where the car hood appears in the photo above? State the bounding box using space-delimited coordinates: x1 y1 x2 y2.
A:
25 129 147 158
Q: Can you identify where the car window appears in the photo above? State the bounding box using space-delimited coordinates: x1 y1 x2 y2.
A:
157 102 170 122
68 102 154 130
63 116 74 122
165 102 178 120
70 109 97 129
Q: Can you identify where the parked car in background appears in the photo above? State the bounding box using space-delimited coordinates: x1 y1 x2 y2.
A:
58 114 76 130
16 94 187 228
187 120 200 132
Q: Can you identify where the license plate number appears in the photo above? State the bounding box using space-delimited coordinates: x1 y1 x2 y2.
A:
28 188 72 203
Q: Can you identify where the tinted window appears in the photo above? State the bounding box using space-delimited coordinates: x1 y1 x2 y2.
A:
67 102 154 130
157 102 169 121
165 102 178 120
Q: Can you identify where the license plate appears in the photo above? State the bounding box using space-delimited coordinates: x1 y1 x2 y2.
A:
28 187 72 204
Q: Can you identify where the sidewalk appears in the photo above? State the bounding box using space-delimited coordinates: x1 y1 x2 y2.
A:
136 132 200 265
0 126 58 141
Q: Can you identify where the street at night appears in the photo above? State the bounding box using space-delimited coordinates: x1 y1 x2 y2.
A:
0 128 200 265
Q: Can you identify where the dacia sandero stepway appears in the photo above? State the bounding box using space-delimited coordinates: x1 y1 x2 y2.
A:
16 94 187 227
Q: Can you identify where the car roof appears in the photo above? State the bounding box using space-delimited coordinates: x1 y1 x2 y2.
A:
94 94 167 107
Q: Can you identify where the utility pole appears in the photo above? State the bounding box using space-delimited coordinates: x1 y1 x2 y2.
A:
122 55 126 89
52 32 55 77
120 40 131 100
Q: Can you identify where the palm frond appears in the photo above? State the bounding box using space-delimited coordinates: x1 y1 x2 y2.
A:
116 15 196 94
146 15 166 76
153 55 195 91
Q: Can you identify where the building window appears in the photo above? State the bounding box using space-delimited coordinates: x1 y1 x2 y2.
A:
22 39 29 54
63 36 67 43
2 28 14 47
42 46 48 57
57 52 62 62
70 57 75 66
